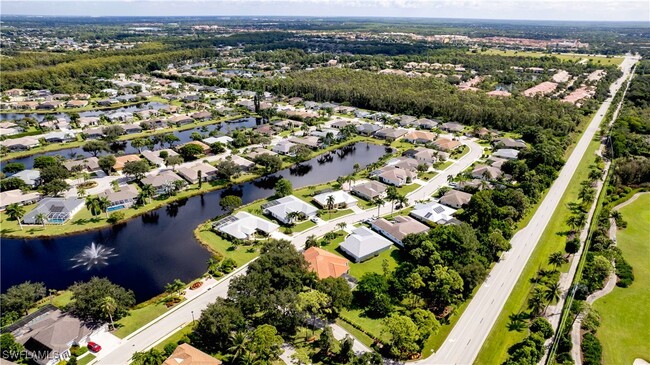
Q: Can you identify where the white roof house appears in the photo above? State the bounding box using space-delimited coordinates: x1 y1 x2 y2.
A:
339 227 393 263
12 169 41 187
492 148 520 160
0 190 41 211
263 195 318 225
141 149 179 167
213 211 279 240
203 136 233 145
410 202 457 225
312 190 358 209
272 140 296 155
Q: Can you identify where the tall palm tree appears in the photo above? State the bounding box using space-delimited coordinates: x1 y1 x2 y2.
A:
35 212 48 228
98 196 111 218
373 197 384 217
326 195 335 219
228 332 250 365
353 163 361 175
566 213 587 232
6 203 26 230
548 252 568 269
527 287 546 317
141 184 156 203
85 196 101 216
507 312 527 332
545 282 562 305
286 211 301 225
337 222 347 231
101 296 117 330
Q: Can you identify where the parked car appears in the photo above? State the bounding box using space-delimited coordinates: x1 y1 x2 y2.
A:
88 341 102 352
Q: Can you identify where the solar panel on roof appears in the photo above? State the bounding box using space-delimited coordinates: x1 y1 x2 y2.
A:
433 206 445 213
50 205 65 213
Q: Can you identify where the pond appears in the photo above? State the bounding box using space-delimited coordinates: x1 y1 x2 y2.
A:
0 142 387 301
2 117 262 169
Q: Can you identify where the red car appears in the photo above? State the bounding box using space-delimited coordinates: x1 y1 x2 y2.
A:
87 341 102 352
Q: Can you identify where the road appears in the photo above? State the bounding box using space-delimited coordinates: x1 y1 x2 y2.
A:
95 138 483 365
417 54 638 365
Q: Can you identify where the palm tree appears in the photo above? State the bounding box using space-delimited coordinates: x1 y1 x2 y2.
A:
337 222 347 231
35 212 48 228
545 282 562 305
507 312 527 332
566 213 587 232
198 169 203 189
98 196 111 218
77 187 87 198
141 184 156 203
353 163 361 175
527 288 546 317
286 211 301 225
373 197 385 217
326 195 336 219
397 194 408 211
548 252 568 269
101 296 117 330
6 204 26 230
85 196 101 216
228 332 250 365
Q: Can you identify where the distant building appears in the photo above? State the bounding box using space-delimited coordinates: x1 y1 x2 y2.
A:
410 202 458 225
262 195 318 225
176 163 219 184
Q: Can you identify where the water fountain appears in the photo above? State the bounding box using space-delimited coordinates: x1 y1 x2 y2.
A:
71 242 117 270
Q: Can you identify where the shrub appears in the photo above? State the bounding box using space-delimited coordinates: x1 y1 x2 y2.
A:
581 333 602 365
163 342 178 356
581 308 600 333
107 211 125 223
565 237 581 254
530 317 554 339
220 258 237 274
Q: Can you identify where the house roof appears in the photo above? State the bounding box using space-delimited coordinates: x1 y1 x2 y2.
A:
352 181 388 198
303 247 350 279
16 309 93 355
177 163 218 182
376 128 408 138
162 344 222 365
23 198 84 223
113 155 141 170
99 184 139 203
264 195 318 219
313 190 358 207
141 170 185 188
142 149 179 166
404 130 436 142
493 148 520 160
371 216 429 242
12 169 41 185
213 211 279 240
340 227 393 261
433 138 461 151
440 122 464 132
472 165 503 179
492 137 527 149
0 190 41 207
378 166 416 183
410 202 457 225
63 157 100 171
440 189 473 208
203 136 233 145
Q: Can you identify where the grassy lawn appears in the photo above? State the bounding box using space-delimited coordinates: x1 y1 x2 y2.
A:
113 301 169 339
153 324 195 351
396 182 421 196
194 223 260 266
593 193 650 365
419 171 438 181
434 160 454 171
476 137 601 365
291 220 317 232
320 232 400 279
52 291 73 308
472 49 624 66
321 208 354 221
77 354 95 365
335 319 375 348
340 308 388 342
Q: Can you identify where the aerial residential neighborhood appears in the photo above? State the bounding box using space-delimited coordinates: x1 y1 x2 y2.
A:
0 4 647 365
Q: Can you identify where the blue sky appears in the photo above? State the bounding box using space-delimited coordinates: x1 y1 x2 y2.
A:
1 0 648 21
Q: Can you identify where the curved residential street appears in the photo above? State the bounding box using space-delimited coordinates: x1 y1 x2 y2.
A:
94 138 483 364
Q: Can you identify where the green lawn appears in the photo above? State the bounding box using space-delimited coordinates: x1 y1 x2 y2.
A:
52 291 73 309
434 160 454 171
340 308 388 342
476 137 602 364
77 354 95 365
113 301 169 339
153 324 195 351
320 231 400 279
194 223 260 266
419 171 438 181
397 182 421 196
593 193 650 365
322 208 354 221
472 49 624 66
335 319 376 348
290 220 317 232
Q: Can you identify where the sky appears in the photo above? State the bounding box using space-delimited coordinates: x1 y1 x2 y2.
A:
1 0 648 22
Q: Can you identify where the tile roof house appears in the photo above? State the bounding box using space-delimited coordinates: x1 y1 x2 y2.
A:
356 123 382 136
375 128 408 141
13 169 41 187
339 227 393 263
313 190 358 209
303 247 350 279
433 138 462 151
113 155 142 172
415 118 440 130
272 140 297 155
386 156 420 172
1 136 40 150
180 141 211 154
12 308 100 365
141 171 186 196
63 157 101 173
0 190 41 211
162 343 222 365
263 195 318 225
168 115 195 125
492 137 527 149
403 147 439 165
141 149 179 168
203 136 233 146
98 184 139 211
439 189 473 209
213 211 279 240
289 136 321 149
404 131 436 144
472 165 503 180
22 198 84 225
370 216 429 246
440 122 465 133
177 163 219 183
375 166 417 187
410 202 457 225
247 147 278 160
493 148 520 160
351 181 388 201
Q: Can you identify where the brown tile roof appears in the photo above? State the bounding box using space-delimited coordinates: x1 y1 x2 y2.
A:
113 155 141 170
162 344 222 365
303 247 350 279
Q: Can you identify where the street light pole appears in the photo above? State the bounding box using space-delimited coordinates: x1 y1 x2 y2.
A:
191 310 195 324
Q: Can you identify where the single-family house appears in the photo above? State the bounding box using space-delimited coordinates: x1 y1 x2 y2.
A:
83 127 105 139
370 216 429 246
385 156 420 172
65 100 88 108
274 119 303 130
63 157 101 173
98 184 139 211
289 136 321 149
312 190 358 209
177 163 219 183
113 155 142 172
262 195 318 225
162 344 222 365
12 169 41 187
440 122 465 133
330 120 354 129
141 149 179 167
203 136 233 146
433 138 462 151
107 111 134 123
399 115 418 127
0 190 41 211
122 124 142 134
42 130 77 143
493 148 520 160
375 128 408 141
339 226 393 263
213 211 279 240
415 118 439 130
191 111 212 120
168 115 194 125
472 165 503 180
351 181 388 201
272 140 297 155
227 155 256 170
23 198 84 225
179 141 211 154
492 137 527 149
37 101 61 110
356 123 382 136
77 117 99 128
375 166 417 186
247 147 277 160
439 189 473 209
12 307 101 365
1 136 40 150
403 147 438 165
303 247 350 279
141 170 186 196
404 131 436 144
410 202 458 225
